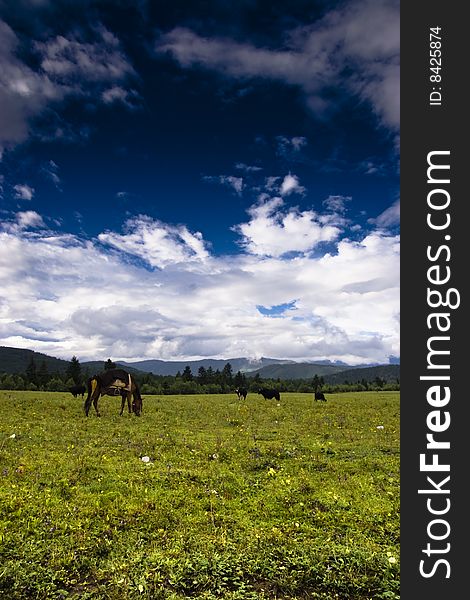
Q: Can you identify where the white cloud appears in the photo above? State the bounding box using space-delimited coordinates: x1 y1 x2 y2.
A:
264 176 280 192
276 135 307 156
323 195 352 213
234 197 340 257
0 208 399 364
98 215 210 269
369 199 400 228
101 85 140 108
41 159 61 190
220 175 244 195
13 184 35 200
235 162 262 173
1 210 46 234
279 173 305 196
16 211 45 229
0 20 137 151
155 0 399 134
203 175 244 195
36 27 135 83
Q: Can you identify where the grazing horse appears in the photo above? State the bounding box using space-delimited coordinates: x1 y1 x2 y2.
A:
258 388 280 401
235 387 248 400
84 368 143 417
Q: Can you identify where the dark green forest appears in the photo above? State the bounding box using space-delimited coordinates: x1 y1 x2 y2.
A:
0 351 399 395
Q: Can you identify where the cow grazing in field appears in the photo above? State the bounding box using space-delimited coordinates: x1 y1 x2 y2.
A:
258 388 280 401
69 384 86 398
235 387 248 400
314 391 327 402
84 368 143 417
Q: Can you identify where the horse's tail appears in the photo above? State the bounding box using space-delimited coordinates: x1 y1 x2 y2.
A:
133 378 143 401
84 376 98 415
131 376 143 414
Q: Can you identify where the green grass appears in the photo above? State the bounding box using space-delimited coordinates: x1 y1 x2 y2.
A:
0 391 399 599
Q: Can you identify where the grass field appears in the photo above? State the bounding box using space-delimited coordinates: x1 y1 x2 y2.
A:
0 390 399 600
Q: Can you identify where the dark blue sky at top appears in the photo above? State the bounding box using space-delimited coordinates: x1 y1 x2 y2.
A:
0 0 399 255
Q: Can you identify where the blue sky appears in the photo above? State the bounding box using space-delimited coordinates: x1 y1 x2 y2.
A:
0 0 399 364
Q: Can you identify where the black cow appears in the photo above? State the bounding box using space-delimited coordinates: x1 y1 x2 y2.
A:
69 384 86 398
258 388 280 401
314 391 327 401
235 387 248 400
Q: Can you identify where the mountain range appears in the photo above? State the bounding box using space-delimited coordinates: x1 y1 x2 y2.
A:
0 346 399 382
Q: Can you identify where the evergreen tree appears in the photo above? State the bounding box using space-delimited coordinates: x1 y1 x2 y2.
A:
234 370 246 387
374 376 385 388
312 374 325 391
25 356 37 385
206 366 214 383
38 361 49 388
222 363 233 384
182 365 193 381
197 366 208 385
104 358 117 370
66 356 82 385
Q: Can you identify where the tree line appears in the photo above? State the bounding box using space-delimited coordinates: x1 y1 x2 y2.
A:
0 355 399 394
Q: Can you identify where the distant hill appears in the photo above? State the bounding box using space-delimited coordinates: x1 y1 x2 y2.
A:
0 346 399 384
0 347 145 378
0 348 296 378
323 364 400 385
247 362 349 380
247 362 400 382
118 357 295 376
0 346 70 374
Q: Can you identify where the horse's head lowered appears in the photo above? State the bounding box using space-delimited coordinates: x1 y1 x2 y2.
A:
131 391 143 416
84 369 143 417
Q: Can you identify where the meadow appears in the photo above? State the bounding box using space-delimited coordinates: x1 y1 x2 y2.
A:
0 390 399 600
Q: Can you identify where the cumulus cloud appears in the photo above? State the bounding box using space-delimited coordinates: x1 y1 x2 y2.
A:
155 0 399 135
234 197 340 257
2 210 45 232
279 173 305 196
13 184 35 200
258 173 305 198
98 215 210 269
0 206 399 364
16 210 45 229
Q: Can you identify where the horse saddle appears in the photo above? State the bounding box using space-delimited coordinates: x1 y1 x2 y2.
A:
105 378 131 395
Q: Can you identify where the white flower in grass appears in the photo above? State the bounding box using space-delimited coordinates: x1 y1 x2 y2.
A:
141 455 151 463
